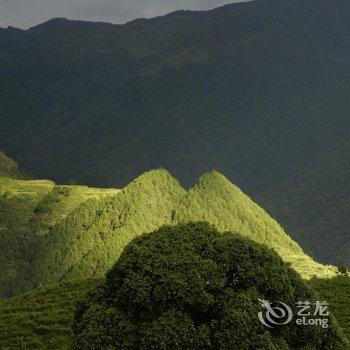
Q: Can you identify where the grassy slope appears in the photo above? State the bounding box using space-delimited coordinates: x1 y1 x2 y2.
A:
0 279 99 350
1 169 337 300
0 176 118 298
33 169 186 287
33 169 336 292
0 169 347 348
174 171 336 279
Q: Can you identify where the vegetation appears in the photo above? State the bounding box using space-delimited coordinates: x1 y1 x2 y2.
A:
1 275 349 349
0 0 350 268
0 279 98 349
0 175 118 298
1 164 343 348
174 171 335 280
337 266 349 276
310 277 350 342
72 223 348 349
0 1 349 347
258 139 350 267
33 169 186 288
0 168 337 299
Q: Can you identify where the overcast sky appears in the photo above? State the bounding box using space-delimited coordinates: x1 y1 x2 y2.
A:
0 0 244 29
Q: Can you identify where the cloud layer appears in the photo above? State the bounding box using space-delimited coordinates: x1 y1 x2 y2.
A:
0 0 243 29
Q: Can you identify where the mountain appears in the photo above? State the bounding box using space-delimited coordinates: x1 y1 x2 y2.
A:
0 163 347 347
0 168 336 300
0 0 349 266
174 171 333 278
33 169 186 288
258 138 350 267
0 175 119 298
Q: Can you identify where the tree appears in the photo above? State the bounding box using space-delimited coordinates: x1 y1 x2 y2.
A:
337 265 348 276
72 222 347 349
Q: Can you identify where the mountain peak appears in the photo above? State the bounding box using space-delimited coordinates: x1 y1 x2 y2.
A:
199 170 227 181
28 17 113 36
125 168 183 191
196 170 239 191
29 17 72 30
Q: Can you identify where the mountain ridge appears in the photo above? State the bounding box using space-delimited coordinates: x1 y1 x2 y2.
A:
0 0 349 267
0 167 337 299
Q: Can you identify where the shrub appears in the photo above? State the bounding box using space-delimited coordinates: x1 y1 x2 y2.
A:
337 266 348 276
72 222 348 349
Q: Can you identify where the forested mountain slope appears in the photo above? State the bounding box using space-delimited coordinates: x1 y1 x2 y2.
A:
0 279 99 349
258 136 350 266
0 175 118 298
0 169 336 300
0 0 349 266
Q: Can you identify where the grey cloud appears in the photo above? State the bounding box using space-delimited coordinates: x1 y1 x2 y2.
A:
0 0 243 29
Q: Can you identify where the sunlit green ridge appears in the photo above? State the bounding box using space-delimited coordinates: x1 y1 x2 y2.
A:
0 168 336 300
34 169 186 286
0 175 118 298
174 171 336 279
0 167 346 349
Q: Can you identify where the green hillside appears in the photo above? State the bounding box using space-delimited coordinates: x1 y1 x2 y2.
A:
174 171 335 279
0 168 337 300
0 167 347 349
0 279 99 349
0 176 118 298
33 169 186 287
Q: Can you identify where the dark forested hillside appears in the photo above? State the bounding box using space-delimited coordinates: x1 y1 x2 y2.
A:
0 151 28 179
0 0 349 265
258 137 350 267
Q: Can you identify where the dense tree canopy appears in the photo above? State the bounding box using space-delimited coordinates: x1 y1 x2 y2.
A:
72 222 347 349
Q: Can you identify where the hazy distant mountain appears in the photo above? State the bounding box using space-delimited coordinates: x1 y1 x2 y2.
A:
0 0 349 265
